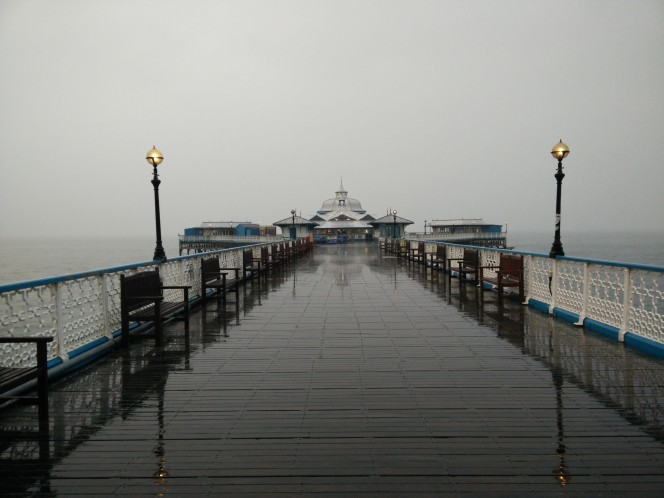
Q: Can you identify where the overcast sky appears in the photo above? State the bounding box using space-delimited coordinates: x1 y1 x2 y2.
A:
1 0 663 241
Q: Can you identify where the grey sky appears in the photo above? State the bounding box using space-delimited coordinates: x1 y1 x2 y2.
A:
1 0 663 239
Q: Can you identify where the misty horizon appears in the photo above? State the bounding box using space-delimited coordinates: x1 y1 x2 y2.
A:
1 1 663 238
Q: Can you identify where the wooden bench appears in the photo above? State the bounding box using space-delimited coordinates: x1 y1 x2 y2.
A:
243 249 262 280
415 242 435 267
389 239 400 256
0 336 53 424
255 246 275 273
406 241 418 262
201 257 240 304
297 239 309 256
448 248 480 283
397 240 407 259
120 270 191 345
403 240 412 260
480 254 524 302
430 244 447 271
271 244 284 268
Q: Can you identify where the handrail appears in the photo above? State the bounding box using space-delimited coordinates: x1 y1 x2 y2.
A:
386 237 664 354
0 241 281 372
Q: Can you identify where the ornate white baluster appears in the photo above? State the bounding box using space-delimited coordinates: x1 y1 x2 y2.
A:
620 267 632 342
102 274 112 340
55 281 66 359
523 255 532 305
575 263 589 326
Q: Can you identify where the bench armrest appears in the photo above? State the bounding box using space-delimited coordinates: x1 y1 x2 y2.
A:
0 337 54 344
128 295 164 301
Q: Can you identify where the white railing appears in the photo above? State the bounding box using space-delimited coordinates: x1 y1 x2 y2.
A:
0 242 285 370
179 235 282 243
395 238 664 349
408 232 507 244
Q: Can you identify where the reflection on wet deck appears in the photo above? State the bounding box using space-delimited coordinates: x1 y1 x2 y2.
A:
2 243 664 496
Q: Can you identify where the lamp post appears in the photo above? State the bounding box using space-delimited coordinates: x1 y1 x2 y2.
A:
424 220 427 235
392 210 397 239
291 209 296 240
146 146 166 262
549 140 570 258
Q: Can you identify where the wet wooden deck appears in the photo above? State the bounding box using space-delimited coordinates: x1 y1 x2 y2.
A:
2 243 664 496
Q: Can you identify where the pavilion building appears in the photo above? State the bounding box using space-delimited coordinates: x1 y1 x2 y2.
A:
273 181 413 242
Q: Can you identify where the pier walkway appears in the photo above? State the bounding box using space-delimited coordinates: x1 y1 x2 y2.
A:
2 243 664 496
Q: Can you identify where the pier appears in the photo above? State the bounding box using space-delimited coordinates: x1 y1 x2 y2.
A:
1 242 664 495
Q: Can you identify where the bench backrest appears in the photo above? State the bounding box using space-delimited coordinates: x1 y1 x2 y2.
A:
499 254 523 279
120 270 162 312
463 248 479 267
201 257 220 283
243 249 254 266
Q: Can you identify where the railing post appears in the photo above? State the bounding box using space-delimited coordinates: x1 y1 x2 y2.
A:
101 274 112 340
549 259 558 315
575 262 589 327
55 282 66 358
523 255 531 305
619 267 632 342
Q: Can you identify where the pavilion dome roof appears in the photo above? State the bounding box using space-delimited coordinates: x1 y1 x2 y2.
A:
318 180 366 214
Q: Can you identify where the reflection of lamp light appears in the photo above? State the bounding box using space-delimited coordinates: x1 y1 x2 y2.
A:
549 321 570 487
154 459 169 480
153 384 168 486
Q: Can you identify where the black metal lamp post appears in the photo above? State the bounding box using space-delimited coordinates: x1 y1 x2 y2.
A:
424 220 427 235
146 146 166 262
549 140 570 258
392 210 397 239
291 209 296 240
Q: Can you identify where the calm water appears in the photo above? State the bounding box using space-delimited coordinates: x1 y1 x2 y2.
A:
0 236 181 285
0 230 662 285
508 230 664 266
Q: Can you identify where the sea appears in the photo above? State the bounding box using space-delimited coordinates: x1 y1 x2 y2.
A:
0 230 663 286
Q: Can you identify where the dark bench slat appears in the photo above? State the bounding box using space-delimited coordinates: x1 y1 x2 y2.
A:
120 270 190 346
480 254 524 301
447 248 480 285
201 257 242 305
0 367 39 391
243 249 262 280
0 337 53 423
130 302 185 321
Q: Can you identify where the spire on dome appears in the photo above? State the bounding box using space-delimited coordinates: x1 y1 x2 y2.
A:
335 177 348 199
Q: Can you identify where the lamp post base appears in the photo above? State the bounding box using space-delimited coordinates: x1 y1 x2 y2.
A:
153 245 167 262
549 243 564 258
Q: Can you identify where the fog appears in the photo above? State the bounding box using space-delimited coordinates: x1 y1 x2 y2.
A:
1 0 662 240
